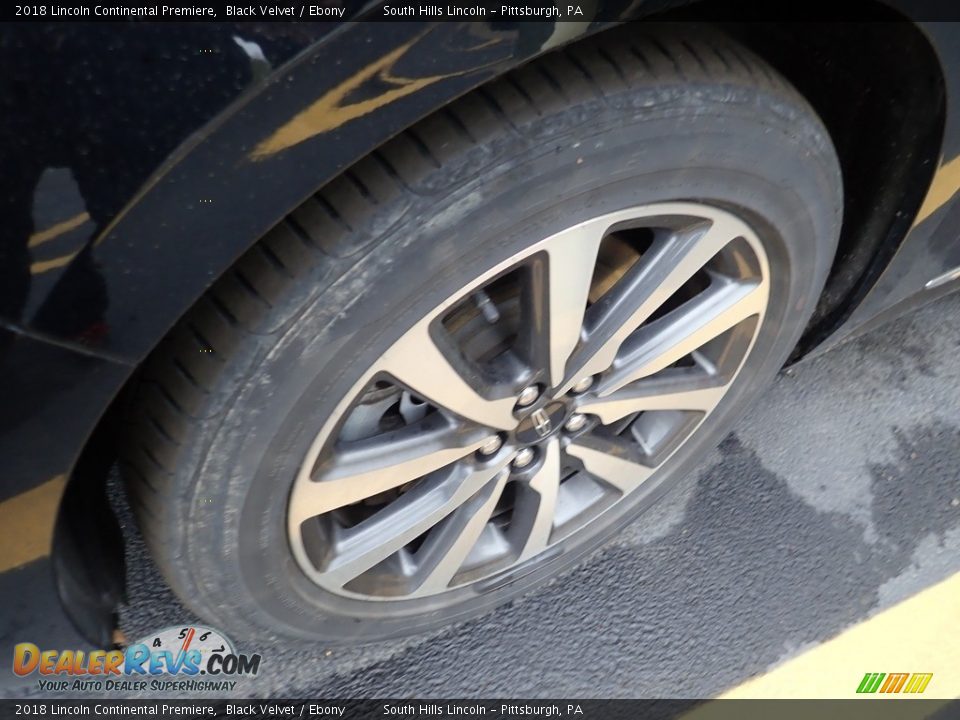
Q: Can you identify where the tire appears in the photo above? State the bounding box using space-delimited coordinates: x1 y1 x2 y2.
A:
121 24 842 643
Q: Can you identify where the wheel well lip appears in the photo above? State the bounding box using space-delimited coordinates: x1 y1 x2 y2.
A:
782 16 949 358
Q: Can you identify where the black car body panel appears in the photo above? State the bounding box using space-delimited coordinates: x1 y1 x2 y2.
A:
1 7 960 650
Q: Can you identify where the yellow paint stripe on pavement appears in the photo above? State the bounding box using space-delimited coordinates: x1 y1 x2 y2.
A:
915 154 960 225
0 475 67 572
682 572 960 719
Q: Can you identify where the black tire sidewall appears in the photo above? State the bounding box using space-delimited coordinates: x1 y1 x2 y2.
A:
179 85 841 641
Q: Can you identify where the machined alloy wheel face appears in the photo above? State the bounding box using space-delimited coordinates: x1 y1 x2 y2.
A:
288 202 770 601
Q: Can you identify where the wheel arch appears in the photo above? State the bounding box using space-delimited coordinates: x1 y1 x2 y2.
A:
713 10 947 357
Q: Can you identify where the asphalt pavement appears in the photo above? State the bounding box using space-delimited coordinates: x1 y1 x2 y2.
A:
104 290 960 698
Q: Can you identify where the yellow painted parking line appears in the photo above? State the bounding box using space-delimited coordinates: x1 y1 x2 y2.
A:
915 153 960 225
716 570 960 699
0 475 66 572
681 571 960 719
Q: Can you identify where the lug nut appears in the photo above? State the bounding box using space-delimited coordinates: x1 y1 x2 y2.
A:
516 385 540 408
570 376 594 394
478 435 503 457
512 447 536 470
564 413 588 433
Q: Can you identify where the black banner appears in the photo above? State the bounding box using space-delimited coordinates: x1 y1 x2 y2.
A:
1 700 960 720
4 0 960 23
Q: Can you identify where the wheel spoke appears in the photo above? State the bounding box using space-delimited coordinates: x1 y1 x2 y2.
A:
289 420 491 526
413 467 511 594
379 316 518 430
560 217 741 393
537 223 605 387
318 456 512 588
578 381 728 424
599 277 764 396
566 437 654 494
517 438 561 561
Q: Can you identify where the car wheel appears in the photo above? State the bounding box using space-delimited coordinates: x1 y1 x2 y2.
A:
122 25 841 642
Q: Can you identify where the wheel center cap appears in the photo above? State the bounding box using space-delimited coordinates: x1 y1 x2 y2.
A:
515 400 567 444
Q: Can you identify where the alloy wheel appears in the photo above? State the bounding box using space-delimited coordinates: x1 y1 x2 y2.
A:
288 202 770 600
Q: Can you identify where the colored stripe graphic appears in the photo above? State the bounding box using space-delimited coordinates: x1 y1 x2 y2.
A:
879 673 909 693
903 673 934 694
857 672 933 694
856 673 885 694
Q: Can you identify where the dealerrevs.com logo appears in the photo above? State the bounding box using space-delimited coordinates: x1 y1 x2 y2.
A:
13 625 261 693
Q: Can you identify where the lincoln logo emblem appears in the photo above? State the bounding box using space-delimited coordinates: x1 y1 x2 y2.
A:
531 409 552 437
